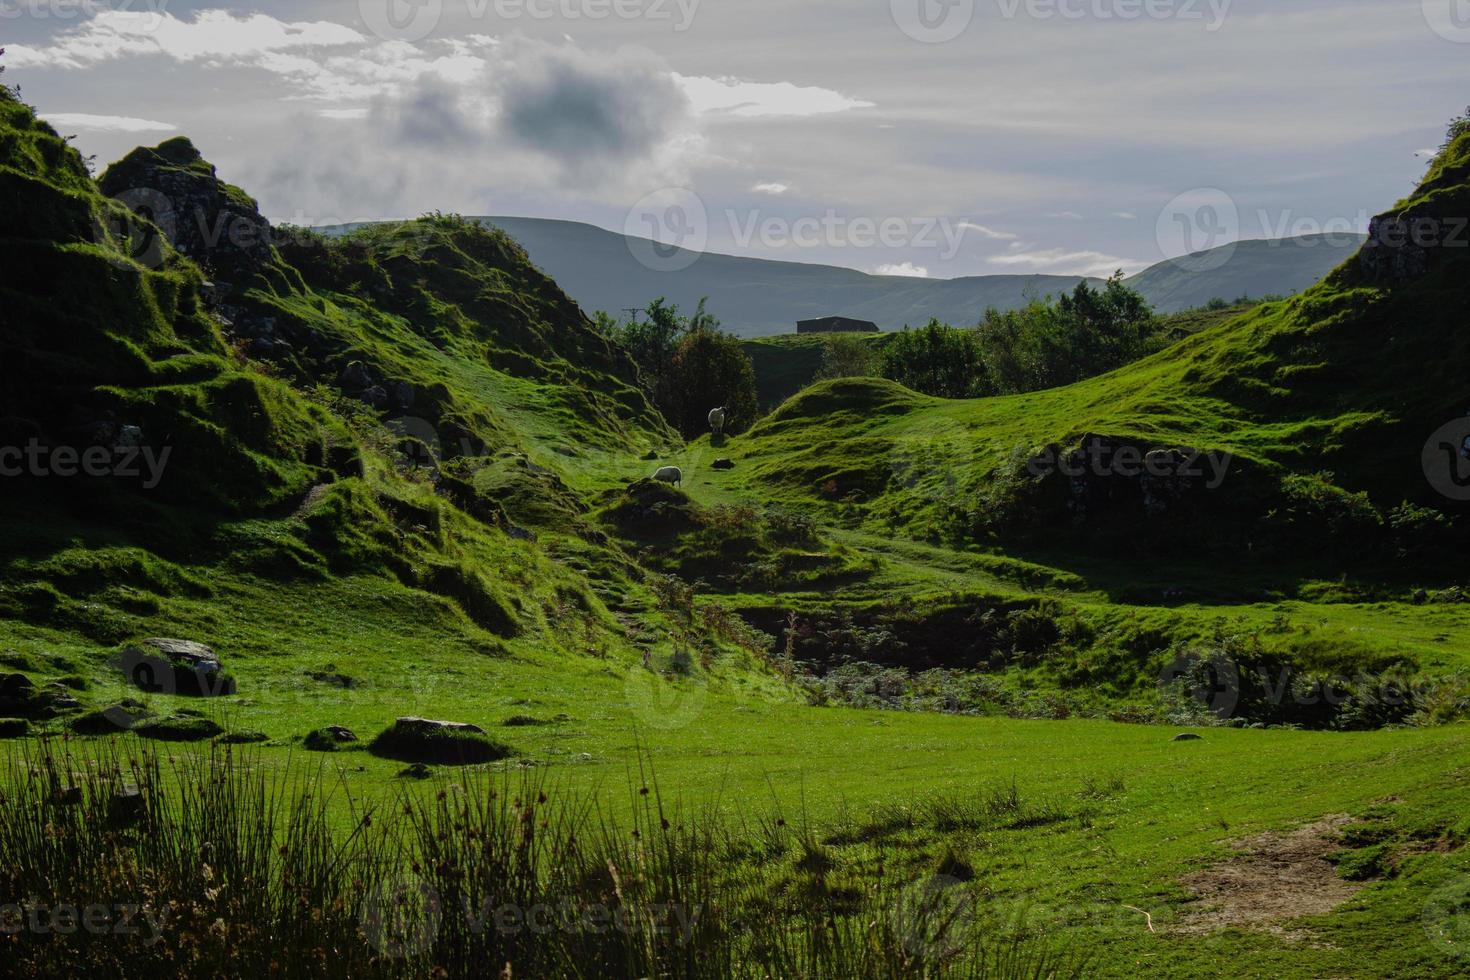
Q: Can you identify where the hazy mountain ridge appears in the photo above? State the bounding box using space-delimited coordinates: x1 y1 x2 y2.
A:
469 216 1364 334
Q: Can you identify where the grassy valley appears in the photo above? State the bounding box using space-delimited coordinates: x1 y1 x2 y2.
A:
2 81 1470 980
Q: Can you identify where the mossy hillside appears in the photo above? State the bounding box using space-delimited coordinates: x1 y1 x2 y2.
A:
1 104 342 515
0 98 746 717
717 136 1470 574
595 478 878 593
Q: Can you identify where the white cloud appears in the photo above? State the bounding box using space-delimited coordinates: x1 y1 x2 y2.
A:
1046 211 1083 220
40 112 176 133
1112 211 1137 220
956 221 1017 241
873 262 929 278
988 248 1146 278
317 108 370 120
6 11 363 70
675 74 874 118
752 182 789 195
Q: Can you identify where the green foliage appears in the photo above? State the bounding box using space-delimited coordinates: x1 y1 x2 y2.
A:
608 298 759 438
814 333 881 382
973 274 1165 395
878 319 987 399
669 324 759 438
1441 105 1470 153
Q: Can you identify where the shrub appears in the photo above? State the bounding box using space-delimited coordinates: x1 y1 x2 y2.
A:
368 719 515 765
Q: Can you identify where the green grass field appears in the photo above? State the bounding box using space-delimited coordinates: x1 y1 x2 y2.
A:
4 89 1470 978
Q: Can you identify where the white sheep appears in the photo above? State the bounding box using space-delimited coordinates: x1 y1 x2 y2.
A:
708 406 727 436
652 466 683 485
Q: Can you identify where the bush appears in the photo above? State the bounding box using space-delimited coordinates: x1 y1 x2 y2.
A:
974 275 1164 395
605 298 759 439
134 715 223 742
878 320 987 398
368 719 515 765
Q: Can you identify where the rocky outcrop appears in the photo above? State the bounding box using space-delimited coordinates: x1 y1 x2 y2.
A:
1358 213 1437 285
116 638 237 697
99 137 275 289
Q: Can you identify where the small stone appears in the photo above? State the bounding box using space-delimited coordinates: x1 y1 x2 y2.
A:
712 457 735 470
1172 732 1204 742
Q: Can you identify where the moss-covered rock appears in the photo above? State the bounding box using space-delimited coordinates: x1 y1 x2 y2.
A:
369 717 513 765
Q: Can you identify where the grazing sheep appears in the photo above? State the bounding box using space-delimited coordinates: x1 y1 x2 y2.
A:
708 406 727 436
652 466 683 486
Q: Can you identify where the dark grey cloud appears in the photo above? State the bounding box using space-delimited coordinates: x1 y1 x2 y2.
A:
497 43 691 168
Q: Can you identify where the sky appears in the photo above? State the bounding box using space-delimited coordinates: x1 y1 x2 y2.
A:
2 0 1465 279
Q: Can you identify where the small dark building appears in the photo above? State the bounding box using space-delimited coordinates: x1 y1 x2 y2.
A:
796 316 880 334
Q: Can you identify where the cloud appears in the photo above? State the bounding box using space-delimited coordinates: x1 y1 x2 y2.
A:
988 248 1146 277
1112 211 1137 220
246 39 703 217
675 74 874 118
956 221 1017 241
1046 211 1083 220
40 112 176 133
499 44 692 167
6 10 362 70
752 182 789 195
873 262 929 278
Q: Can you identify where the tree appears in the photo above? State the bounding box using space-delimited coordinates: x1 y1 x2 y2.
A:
612 297 687 418
670 323 758 439
878 319 987 399
606 298 758 439
1442 106 1470 153
815 334 880 381
974 274 1163 395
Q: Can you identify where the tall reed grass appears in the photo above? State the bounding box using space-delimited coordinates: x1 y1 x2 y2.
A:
0 740 1085 978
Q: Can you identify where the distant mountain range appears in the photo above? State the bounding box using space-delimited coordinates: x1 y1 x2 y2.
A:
323 216 1365 337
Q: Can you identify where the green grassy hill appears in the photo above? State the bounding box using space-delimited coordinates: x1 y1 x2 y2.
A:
4 88 1470 979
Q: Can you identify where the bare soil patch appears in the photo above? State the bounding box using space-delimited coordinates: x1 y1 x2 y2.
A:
1177 814 1361 939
